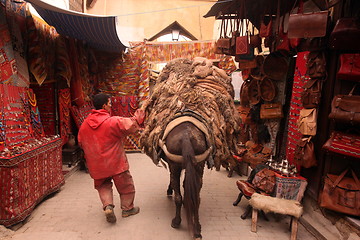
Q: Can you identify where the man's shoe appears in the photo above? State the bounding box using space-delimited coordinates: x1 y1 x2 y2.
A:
104 205 117 223
122 206 140 218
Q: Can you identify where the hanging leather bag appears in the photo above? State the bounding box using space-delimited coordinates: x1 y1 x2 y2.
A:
288 11 329 38
329 18 360 50
247 78 261 105
301 79 322 108
236 19 251 55
276 14 291 53
237 105 252 124
259 77 277 102
328 85 360 124
322 131 360 159
320 168 360 216
215 17 231 54
260 102 283 119
297 108 317 136
240 79 251 106
262 53 288 81
306 51 327 79
337 53 360 82
259 14 273 38
294 136 317 168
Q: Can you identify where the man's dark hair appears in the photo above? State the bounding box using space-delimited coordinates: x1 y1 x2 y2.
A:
93 93 110 110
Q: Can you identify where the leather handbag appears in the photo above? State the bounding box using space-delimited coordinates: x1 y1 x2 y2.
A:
260 102 283 119
237 105 251 124
215 17 231 54
306 51 327 79
250 24 262 53
251 168 276 194
240 79 251 105
215 38 231 54
288 10 329 38
276 15 291 53
297 108 317 136
329 18 360 50
247 78 261 105
301 79 322 109
259 77 277 102
322 131 360 159
294 137 317 168
259 15 273 38
328 85 360 124
262 53 288 81
236 17 250 54
250 55 265 79
320 168 360 216
337 53 360 82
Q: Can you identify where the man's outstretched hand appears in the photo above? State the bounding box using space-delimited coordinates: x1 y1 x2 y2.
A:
134 108 145 126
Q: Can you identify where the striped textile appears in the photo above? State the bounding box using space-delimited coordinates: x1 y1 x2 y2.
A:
26 0 126 52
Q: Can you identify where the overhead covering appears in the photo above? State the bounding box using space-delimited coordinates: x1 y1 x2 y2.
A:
204 0 298 28
26 0 127 52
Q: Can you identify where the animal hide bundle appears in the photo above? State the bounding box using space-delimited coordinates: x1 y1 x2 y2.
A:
140 57 241 170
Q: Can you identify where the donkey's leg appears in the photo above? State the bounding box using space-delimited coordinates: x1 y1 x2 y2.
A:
169 163 182 228
166 182 173 196
193 162 205 239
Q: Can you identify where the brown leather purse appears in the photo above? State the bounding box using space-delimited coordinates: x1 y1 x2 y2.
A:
320 168 360 216
288 11 329 38
306 51 327 79
247 78 261 105
329 18 360 50
259 77 277 102
237 105 251 124
215 17 231 54
262 53 288 81
260 102 283 120
328 85 360 124
240 80 251 106
301 79 322 109
294 137 317 168
259 15 273 38
297 108 317 136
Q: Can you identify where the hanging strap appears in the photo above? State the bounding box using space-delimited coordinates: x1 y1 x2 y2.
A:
348 83 359 96
332 168 360 190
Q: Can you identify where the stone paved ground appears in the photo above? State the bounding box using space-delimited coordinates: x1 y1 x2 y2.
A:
2 153 317 240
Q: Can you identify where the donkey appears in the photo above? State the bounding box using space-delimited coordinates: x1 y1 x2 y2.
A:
158 113 213 240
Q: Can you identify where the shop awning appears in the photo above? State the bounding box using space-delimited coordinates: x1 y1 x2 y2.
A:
203 0 297 28
26 0 128 52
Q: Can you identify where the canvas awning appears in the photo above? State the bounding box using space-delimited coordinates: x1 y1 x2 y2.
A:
26 0 128 52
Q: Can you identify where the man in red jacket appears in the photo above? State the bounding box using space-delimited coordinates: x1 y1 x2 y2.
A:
78 93 145 223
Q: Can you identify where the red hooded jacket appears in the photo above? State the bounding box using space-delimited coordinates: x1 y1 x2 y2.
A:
78 109 141 179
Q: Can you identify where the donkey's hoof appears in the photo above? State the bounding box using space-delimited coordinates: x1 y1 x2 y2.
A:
171 218 181 228
194 234 202 240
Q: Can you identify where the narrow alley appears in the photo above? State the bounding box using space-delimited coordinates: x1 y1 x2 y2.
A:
2 153 316 240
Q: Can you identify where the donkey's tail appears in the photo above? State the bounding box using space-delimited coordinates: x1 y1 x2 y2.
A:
182 132 201 234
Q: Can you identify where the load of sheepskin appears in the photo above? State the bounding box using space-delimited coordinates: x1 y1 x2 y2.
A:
140 57 241 170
